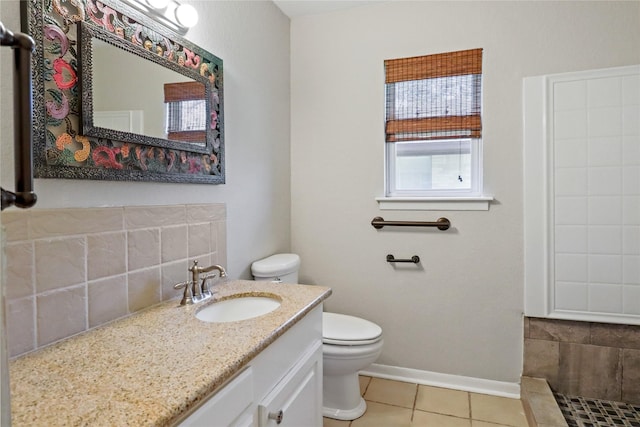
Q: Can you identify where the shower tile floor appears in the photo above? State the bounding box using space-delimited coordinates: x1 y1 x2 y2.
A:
555 393 640 427
323 376 529 427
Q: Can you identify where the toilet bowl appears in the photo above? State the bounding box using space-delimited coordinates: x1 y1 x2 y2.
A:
251 254 383 421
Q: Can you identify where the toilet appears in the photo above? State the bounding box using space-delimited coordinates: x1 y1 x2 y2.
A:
251 253 383 421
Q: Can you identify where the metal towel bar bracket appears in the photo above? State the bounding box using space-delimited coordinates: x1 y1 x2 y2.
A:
0 21 37 211
371 216 450 230
387 254 420 264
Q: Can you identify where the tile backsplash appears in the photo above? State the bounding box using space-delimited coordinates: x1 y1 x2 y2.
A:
2 204 226 358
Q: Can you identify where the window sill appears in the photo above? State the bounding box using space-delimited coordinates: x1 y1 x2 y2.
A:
376 196 494 211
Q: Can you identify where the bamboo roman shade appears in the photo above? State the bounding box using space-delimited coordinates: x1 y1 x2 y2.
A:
384 48 483 143
164 81 206 143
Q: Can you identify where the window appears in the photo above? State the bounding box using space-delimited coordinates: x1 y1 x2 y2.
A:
384 49 483 198
164 81 206 143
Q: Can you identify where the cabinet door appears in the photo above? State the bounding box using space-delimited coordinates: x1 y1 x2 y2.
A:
258 342 322 427
180 368 255 427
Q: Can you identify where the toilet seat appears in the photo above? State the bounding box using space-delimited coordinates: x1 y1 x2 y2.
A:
323 312 382 346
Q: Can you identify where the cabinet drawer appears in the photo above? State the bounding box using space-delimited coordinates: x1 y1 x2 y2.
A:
179 367 254 427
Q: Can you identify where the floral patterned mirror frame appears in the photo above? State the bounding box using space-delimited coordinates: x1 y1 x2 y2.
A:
22 0 225 184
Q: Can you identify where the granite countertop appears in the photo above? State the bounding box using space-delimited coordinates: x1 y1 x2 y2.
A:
9 280 331 426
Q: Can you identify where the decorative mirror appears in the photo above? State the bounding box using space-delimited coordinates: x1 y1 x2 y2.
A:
23 0 225 184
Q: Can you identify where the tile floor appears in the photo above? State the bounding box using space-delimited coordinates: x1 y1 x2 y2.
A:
323 376 529 427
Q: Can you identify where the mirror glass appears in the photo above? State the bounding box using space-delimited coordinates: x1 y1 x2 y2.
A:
91 39 206 146
79 22 215 153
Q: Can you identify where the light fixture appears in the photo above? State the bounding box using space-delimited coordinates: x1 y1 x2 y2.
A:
174 3 198 28
146 0 169 9
125 0 199 32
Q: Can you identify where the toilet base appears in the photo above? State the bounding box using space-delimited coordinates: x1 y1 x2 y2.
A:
323 397 366 420
322 371 368 421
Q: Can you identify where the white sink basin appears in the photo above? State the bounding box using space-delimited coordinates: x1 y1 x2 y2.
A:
196 296 281 323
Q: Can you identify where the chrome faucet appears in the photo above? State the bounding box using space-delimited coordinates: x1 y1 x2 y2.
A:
174 260 227 305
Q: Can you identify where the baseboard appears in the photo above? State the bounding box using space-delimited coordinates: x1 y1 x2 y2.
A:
360 363 521 399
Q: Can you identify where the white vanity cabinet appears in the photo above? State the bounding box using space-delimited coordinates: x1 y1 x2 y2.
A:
178 305 323 427
179 367 255 427
257 341 322 426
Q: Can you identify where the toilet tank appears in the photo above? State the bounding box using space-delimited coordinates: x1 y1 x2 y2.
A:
251 253 300 283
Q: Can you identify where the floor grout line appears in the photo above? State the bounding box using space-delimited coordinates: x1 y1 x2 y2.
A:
324 376 528 427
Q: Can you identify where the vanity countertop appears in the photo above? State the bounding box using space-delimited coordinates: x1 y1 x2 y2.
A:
9 280 331 426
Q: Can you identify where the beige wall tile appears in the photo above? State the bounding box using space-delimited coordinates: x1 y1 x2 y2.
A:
88 276 128 328
216 221 227 267
30 208 122 239
5 242 34 299
1 211 28 241
558 342 622 400
128 229 160 271
35 237 86 292
523 339 560 388
591 323 640 350
161 260 189 301
622 348 640 404
124 205 186 229
37 286 86 347
363 378 417 409
188 223 211 258
469 394 528 427
210 222 218 253
128 268 161 313
415 385 469 418
529 318 591 344
161 225 188 263
87 232 126 280
3 204 228 356
187 204 226 223
6 297 35 357
191 254 214 270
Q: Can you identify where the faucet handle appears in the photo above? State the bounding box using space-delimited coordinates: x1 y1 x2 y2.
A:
201 273 219 295
173 281 193 305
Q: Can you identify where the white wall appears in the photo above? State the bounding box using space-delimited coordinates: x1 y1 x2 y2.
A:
290 1 640 383
0 0 291 279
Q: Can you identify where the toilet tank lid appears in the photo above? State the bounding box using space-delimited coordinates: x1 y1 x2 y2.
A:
323 312 382 342
251 253 300 276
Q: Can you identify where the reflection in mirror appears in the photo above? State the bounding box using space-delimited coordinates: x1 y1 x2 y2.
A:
78 21 214 154
91 39 206 146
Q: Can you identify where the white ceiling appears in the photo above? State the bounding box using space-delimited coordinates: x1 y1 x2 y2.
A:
272 0 382 18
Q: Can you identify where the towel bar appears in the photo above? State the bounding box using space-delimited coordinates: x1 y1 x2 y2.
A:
386 254 420 264
371 216 450 230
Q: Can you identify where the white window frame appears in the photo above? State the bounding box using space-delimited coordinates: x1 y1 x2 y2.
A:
379 138 491 211
385 137 483 197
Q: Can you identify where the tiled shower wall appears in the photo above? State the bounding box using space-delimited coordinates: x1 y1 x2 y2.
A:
1 204 226 358
523 316 640 405
552 70 640 318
